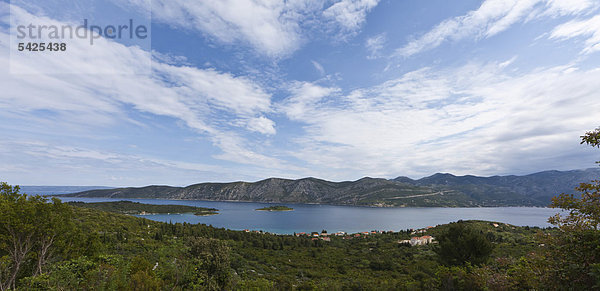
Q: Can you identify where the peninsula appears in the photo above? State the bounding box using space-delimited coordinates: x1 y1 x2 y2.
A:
67 201 219 216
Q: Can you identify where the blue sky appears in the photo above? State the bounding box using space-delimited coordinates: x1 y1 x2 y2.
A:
1 0 600 186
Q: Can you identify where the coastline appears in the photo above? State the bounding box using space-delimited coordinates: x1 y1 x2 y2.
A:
55 195 549 209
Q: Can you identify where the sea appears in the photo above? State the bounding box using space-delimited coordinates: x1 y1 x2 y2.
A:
55 197 560 234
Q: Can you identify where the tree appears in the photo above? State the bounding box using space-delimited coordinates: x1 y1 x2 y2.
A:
128 255 161 290
187 237 231 290
581 127 600 149
0 182 74 290
549 128 600 231
434 222 494 266
539 127 600 288
32 197 74 276
0 182 37 290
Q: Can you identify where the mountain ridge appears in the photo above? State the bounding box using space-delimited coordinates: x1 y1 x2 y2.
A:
393 168 600 203
60 168 600 207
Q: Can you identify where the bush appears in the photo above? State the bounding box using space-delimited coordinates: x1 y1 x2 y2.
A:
435 222 494 266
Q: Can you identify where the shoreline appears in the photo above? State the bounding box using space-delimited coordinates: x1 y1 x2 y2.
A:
55 196 550 209
64 197 559 235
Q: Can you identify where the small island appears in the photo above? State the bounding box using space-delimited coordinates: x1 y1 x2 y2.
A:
256 205 294 211
67 201 219 216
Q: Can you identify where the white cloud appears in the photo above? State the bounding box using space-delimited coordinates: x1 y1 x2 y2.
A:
541 0 596 17
209 132 308 173
279 82 340 120
550 14 600 54
118 0 380 58
396 0 596 57
498 56 518 68
1 5 282 170
115 0 378 58
280 63 600 179
365 33 385 59
323 0 379 34
245 116 276 135
311 60 325 75
148 0 302 58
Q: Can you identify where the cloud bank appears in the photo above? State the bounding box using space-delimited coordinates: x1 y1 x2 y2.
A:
280 63 600 179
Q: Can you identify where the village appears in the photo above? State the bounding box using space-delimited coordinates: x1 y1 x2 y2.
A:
243 225 438 246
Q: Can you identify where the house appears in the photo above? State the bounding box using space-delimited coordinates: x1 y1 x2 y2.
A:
295 232 306 236
409 235 435 246
398 239 411 245
320 237 331 242
409 237 422 246
421 235 434 243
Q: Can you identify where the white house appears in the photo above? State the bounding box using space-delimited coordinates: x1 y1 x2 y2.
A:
409 235 434 246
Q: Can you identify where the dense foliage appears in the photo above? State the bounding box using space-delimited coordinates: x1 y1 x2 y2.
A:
0 183 550 290
434 222 494 266
0 183 86 290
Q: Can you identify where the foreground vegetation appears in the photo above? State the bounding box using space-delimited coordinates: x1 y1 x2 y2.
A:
256 205 294 211
66 201 219 216
0 188 551 290
0 183 596 290
0 128 599 290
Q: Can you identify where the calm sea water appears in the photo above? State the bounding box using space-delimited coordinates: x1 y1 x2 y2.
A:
56 197 560 234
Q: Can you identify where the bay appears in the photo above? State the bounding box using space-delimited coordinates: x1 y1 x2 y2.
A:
56 197 559 234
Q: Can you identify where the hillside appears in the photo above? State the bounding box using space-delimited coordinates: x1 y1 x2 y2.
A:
8 198 554 290
393 168 600 205
63 168 600 207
